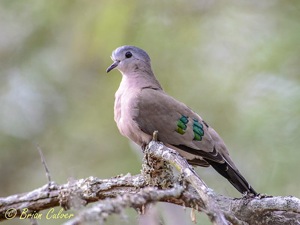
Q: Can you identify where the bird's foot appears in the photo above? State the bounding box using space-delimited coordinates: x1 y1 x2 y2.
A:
241 191 262 200
152 130 159 141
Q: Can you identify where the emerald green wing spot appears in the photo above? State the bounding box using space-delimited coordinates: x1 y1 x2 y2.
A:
180 115 189 124
177 120 187 130
193 119 204 141
194 133 201 141
176 115 189 135
176 127 185 135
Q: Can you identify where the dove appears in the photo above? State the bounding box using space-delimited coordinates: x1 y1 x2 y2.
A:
106 45 257 195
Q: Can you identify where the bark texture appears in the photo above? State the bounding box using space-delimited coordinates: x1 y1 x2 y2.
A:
0 140 299 225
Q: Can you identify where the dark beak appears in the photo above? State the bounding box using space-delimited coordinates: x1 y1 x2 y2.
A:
106 61 119 73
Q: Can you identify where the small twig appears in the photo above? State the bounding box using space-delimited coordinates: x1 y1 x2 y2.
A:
36 144 52 184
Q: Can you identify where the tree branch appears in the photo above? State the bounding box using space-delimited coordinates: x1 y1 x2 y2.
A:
0 140 299 225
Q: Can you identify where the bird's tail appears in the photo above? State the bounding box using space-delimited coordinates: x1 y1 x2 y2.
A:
206 159 257 195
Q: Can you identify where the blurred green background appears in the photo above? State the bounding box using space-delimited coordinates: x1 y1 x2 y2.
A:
1 0 299 224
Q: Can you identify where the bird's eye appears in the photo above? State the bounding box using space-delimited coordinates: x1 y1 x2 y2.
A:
125 51 132 58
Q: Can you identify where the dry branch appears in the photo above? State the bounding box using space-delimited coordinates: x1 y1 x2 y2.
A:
0 140 299 225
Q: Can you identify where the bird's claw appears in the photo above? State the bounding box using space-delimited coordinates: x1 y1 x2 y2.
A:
152 130 159 141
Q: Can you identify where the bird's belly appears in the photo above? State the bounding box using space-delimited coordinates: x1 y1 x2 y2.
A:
114 88 152 147
118 117 151 146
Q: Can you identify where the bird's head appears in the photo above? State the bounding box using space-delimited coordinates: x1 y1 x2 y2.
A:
106 46 151 74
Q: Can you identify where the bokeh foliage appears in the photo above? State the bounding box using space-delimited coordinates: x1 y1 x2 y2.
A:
0 0 299 224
